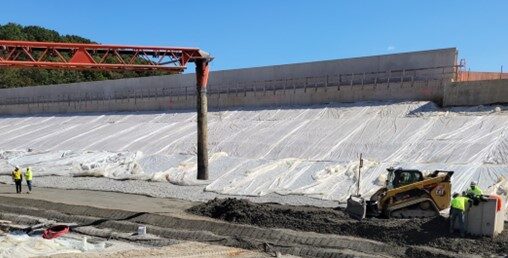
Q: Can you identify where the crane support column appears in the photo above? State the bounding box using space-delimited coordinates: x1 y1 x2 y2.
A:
195 60 210 180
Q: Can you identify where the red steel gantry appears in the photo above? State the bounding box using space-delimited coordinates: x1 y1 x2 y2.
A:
0 40 213 180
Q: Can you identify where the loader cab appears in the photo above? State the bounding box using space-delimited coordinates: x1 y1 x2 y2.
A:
386 168 423 189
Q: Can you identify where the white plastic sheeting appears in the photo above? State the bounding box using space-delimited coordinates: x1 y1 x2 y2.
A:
0 101 507 202
0 233 106 257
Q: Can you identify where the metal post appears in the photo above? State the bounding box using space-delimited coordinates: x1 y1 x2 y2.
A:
338 74 342 91
387 70 391 86
195 60 210 180
325 75 329 92
357 153 363 196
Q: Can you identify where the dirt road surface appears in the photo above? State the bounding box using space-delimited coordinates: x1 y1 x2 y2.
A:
190 198 508 256
1 185 505 257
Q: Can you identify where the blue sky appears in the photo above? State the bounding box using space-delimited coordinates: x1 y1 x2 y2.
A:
1 0 507 72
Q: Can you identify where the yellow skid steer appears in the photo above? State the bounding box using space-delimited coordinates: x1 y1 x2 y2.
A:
346 167 454 219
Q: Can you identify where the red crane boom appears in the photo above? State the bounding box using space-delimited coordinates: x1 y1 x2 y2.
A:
0 40 211 72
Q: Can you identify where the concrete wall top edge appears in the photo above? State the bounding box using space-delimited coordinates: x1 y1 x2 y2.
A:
210 47 457 73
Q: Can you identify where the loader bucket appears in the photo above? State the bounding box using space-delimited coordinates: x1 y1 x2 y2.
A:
346 195 367 220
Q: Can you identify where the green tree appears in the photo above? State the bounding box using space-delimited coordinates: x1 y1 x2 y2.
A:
0 23 159 88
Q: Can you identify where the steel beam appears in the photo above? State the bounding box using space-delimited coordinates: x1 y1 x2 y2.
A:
0 40 209 72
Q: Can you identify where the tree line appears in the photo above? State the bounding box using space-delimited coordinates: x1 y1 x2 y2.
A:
0 23 160 88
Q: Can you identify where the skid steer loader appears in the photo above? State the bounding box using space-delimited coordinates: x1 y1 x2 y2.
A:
346 167 454 220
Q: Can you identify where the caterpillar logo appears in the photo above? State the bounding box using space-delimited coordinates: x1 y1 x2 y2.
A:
435 186 446 196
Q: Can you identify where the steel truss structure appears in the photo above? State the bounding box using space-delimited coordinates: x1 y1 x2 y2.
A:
0 40 211 72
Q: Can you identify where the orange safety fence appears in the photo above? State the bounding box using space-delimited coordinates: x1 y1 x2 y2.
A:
457 71 508 82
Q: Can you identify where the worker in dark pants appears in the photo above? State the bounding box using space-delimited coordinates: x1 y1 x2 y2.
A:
11 166 23 194
25 167 33 194
449 193 469 237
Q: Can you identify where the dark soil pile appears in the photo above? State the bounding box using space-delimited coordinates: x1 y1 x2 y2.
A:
188 198 508 256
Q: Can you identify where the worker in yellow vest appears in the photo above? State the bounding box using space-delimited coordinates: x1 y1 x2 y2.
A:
449 193 469 237
25 167 33 194
466 181 483 198
11 166 23 194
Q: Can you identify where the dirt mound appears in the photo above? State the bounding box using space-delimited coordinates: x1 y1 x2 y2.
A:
189 198 508 256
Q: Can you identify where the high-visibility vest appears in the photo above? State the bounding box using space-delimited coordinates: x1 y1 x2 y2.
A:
466 186 483 197
12 169 22 180
451 196 468 211
25 169 33 181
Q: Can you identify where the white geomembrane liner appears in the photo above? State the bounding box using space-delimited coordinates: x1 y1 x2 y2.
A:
0 101 507 207
0 232 132 257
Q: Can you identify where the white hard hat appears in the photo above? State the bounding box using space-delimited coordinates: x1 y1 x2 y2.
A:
470 181 477 186
15 165 19 169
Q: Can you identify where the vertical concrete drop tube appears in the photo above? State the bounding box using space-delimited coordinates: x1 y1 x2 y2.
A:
195 60 210 180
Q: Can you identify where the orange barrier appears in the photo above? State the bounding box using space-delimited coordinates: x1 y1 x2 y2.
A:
42 225 70 239
490 195 503 212
458 71 508 82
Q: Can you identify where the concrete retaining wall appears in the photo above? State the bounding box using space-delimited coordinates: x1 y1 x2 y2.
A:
443 79 508 106
0 48 457 114
0 80 445 115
